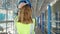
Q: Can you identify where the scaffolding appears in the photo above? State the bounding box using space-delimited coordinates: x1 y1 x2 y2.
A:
0 0 60 34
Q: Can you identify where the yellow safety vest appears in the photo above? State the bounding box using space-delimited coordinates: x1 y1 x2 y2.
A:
15 16 35 34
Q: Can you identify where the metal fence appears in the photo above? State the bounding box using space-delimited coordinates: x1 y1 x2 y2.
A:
0 0 17 34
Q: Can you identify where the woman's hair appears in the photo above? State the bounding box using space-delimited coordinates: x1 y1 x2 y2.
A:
18 5 33 24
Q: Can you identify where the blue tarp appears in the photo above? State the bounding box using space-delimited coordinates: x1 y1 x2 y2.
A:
0 13 5 21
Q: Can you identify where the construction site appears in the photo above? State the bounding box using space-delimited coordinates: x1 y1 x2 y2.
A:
0 0 60 34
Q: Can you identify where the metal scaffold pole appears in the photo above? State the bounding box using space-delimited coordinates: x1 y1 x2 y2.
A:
47 4 51 34
41 12 44 34
5 0 8 33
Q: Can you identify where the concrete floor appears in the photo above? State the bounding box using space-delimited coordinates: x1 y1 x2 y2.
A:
35 26 42 34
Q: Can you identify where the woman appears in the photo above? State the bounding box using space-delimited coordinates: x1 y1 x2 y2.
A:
15 0 35 34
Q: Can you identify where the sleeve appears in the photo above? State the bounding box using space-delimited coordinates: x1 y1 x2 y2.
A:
30 19 35 34
14 16 18 34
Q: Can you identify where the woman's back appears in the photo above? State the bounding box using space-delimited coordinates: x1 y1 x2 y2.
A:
15 19 35 34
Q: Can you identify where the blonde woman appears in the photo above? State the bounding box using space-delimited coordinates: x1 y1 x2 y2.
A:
15 0 35 34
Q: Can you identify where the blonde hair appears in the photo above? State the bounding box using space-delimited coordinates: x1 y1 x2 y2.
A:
18 5 33 24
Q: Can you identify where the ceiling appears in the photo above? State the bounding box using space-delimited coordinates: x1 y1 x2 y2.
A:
31 0 55 17
52 0 60 13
